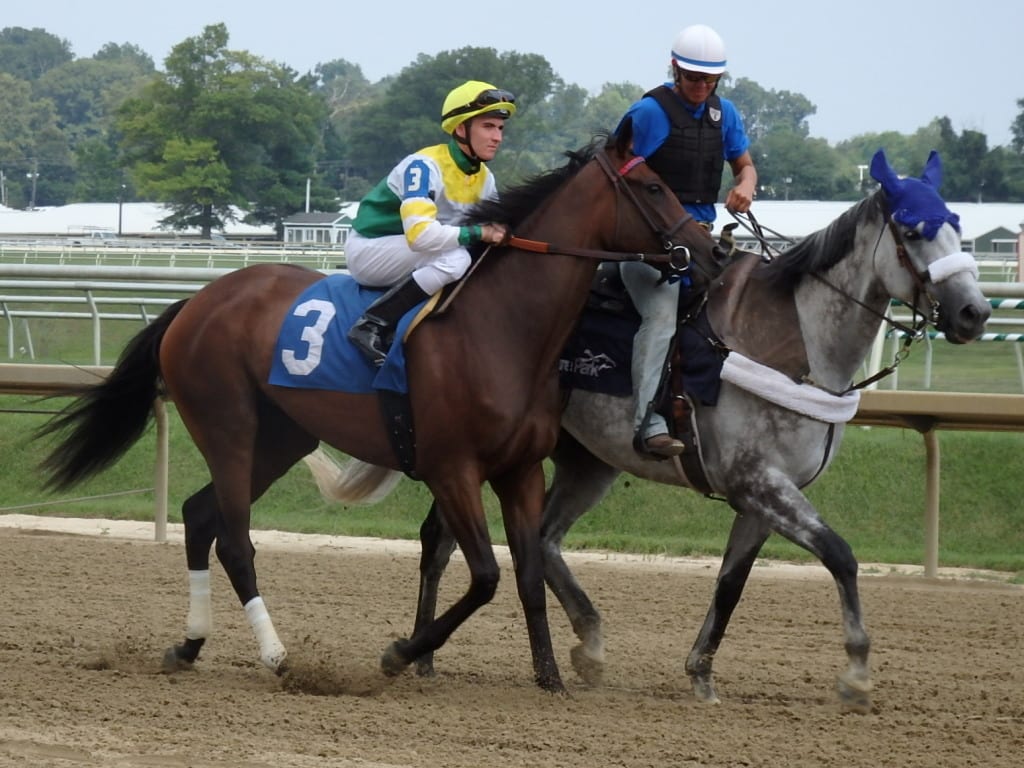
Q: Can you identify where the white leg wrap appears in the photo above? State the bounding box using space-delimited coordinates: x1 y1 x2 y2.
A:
185 570 212 640
244 596 287 670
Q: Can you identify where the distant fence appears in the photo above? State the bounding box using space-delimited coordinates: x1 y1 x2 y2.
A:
885 288 1024 392
851 390 1024 578
0 239 345 271
0 363 169 543
0 265 224 364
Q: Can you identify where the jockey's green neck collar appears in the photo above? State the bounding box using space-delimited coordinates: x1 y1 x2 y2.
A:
448 137 482 174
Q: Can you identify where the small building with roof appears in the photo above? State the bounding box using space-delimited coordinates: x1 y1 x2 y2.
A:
282 203 358 247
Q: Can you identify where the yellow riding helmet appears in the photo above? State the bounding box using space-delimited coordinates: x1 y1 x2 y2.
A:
440 80 517 134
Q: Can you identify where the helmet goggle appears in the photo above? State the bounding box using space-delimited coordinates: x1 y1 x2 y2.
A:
442 89 517 122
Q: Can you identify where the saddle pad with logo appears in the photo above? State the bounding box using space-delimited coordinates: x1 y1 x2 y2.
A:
268 274 427 395
558 304 725 405
559 308 636 396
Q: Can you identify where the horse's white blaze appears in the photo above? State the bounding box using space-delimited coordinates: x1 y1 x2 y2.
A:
244 596 286 670
185 569 212 640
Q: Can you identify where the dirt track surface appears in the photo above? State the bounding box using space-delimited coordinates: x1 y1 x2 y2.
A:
0 516 1022 768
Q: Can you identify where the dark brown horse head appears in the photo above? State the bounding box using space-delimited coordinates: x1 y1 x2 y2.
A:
466 127 717 282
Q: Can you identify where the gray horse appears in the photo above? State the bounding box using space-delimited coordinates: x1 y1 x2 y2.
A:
305 149 990 711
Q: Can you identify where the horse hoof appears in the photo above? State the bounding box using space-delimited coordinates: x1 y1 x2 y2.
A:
380 640 411 677
414 659 436 677
837 673 873 714
569 644 605 686
161 646 194 674
537 674 568 696
689 674 721 705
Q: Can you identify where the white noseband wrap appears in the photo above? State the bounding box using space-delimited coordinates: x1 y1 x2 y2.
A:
928 251 978 283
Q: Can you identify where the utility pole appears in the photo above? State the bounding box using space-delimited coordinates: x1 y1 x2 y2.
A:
118 184 126 235
26 158 39 210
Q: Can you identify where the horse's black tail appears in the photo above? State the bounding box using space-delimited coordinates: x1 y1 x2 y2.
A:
36 299 190 491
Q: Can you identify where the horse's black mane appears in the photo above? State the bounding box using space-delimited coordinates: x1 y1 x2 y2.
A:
462 135 609 229
761 192 885 287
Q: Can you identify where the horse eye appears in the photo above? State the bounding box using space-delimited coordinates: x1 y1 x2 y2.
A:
903 229 922 241
645 183 664 195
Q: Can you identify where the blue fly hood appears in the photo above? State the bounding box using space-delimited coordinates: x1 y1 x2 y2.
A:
869 149 960 241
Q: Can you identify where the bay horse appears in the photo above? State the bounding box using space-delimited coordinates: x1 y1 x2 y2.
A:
305 149 990 710
36 130 717 693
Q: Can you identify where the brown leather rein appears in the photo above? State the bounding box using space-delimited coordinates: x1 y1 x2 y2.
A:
435 153 696 314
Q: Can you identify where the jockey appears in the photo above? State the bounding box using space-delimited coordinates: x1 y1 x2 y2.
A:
617 24 757 457
346 80 516 367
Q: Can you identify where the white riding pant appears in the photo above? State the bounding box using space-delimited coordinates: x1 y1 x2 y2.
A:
345 231 471 295
620 261 680 439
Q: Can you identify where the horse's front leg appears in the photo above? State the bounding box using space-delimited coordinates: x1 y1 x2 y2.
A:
411 500 458 676
493 462 565 694
163 484 218 672
685 509 770 704
542 431 623 685
817 528 872 713
758 487 872 712
704 483 872 712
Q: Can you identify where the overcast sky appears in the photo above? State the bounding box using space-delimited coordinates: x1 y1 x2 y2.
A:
6 0 1020 150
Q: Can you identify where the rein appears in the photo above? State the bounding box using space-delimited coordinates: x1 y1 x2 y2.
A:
436 151 695 314
505 152 695 270
730 200 937 395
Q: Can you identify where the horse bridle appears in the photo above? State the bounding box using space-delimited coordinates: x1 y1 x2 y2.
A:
505 151 696 274
808 194 965 393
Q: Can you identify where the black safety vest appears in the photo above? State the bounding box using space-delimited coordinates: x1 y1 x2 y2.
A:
643 86 725 205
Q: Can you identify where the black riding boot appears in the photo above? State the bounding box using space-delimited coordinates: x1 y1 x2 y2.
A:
347 276 430 367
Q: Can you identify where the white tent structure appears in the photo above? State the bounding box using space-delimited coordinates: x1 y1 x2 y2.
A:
1 199 1022 252
0 202 275 239
716 200 1024 252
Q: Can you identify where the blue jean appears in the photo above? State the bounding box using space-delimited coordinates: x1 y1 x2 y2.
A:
619 261 679 439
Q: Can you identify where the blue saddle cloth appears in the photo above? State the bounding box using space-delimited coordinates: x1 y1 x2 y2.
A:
268 274 426 395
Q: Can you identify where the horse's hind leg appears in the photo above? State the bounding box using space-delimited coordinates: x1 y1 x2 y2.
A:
411 500 457 676
169 399 317 674
162 483 219 672
542 430 621 685
685 511 770 704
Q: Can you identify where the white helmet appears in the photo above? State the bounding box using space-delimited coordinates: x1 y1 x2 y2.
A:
671 24 727 75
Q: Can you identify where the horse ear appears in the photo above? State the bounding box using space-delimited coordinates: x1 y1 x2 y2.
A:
869 148 898 192
921 150 943 189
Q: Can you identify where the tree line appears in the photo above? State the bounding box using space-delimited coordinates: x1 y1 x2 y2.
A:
2 24 1023 237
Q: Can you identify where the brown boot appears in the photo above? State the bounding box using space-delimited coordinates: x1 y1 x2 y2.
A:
643 433 685 458
347 276 429 367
